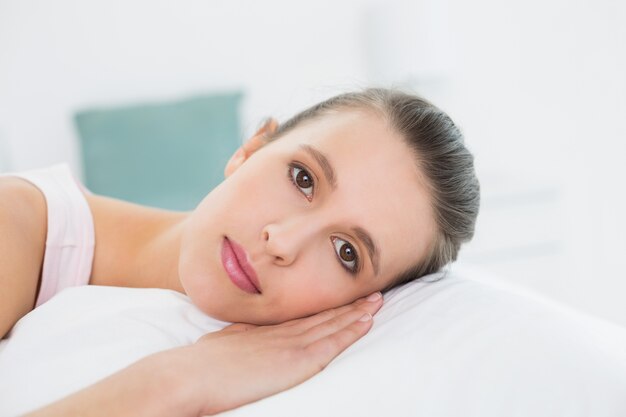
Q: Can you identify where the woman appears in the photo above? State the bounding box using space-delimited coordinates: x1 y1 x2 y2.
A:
1 88 479 415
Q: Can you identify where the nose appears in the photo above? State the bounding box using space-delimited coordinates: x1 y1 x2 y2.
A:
261 214 320 266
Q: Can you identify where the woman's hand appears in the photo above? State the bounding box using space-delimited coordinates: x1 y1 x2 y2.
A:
174 291 384 415
26 292 383 417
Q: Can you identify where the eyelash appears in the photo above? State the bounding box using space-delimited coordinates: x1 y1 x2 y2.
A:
286 162 314 201
286 162 360 276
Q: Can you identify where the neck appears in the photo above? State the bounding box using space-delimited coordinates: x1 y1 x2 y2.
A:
88 194 189 293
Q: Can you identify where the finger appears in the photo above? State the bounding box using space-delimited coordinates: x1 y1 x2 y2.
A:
222 322 258 333
281 292 381 332
303 312 373 373
300 307 376 345
198 322 258 342
282 292 383 332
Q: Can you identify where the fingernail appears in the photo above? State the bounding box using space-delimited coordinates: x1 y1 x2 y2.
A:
358 313 372 322
366 292 382 302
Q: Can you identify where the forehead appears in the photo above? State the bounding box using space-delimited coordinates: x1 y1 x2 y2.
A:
273 110 436 279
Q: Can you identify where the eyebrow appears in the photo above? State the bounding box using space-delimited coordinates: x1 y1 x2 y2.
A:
299 144 337 190
299 144 381 277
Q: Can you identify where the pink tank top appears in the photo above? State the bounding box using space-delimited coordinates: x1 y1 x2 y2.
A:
2 164 95 307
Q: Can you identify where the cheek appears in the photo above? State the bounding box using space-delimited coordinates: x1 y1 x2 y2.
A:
265 260 361 322
225 161 290 217
177 224 221 311
176 192 243 317
247 169 288 202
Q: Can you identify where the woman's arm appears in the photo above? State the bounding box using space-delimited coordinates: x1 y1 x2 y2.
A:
0 177 46 339
26 292 383 416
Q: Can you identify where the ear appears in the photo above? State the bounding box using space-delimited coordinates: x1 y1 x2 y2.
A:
224 117 279 178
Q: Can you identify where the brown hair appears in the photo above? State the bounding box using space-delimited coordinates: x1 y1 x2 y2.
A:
267 88 480 290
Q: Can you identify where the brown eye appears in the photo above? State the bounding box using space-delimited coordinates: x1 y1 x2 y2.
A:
288 164 314 199
339 243 356 262
296 169 312 189
331 236 359 275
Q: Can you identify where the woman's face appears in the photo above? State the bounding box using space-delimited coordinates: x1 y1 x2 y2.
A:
178 109 436 324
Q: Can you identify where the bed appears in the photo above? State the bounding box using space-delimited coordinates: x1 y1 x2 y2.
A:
1 265 625 416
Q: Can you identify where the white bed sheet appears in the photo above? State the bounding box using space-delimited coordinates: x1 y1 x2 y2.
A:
1 268 625 416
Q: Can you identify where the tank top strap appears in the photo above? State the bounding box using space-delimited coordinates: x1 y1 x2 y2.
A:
1 164 95 306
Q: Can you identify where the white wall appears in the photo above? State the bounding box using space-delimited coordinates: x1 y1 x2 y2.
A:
442 0 626 327
0 0 369 174
1 0 624 326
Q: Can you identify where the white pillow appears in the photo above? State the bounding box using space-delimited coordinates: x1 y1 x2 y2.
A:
0 287 229 416
1 268 625 417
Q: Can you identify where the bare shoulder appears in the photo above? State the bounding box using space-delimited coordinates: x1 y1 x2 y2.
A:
0 176 47 339
0 176 47 245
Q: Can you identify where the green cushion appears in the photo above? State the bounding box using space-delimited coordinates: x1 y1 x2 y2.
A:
75 92 243 210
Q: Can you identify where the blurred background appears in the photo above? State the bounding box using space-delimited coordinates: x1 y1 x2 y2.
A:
0 0 624 326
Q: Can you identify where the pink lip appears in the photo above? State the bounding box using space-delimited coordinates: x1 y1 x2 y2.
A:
221 237 262 294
